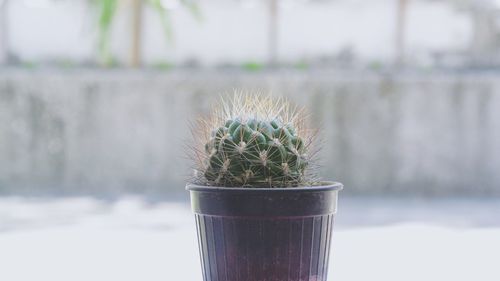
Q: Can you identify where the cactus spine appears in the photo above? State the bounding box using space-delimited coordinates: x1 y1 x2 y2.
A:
192 94 316 188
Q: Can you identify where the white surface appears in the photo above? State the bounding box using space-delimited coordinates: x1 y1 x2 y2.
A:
0 196 499 281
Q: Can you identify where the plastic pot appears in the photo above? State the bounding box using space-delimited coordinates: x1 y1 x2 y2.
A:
187 181 343 281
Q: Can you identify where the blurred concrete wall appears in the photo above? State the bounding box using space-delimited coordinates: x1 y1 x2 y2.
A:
1 70 499 196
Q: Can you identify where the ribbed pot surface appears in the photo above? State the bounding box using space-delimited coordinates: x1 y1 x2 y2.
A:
187 182 342 281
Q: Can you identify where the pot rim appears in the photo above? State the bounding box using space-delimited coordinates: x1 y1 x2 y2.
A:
186 181 343 192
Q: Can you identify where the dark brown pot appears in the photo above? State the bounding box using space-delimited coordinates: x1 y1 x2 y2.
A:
186 182 343 281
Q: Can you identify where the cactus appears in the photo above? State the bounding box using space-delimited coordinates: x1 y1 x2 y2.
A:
191 93 317 188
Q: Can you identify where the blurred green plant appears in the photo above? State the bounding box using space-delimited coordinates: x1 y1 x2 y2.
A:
294 60 309 70
368 60 383 71
56 59 76 69
149 0 202 42
22 61 37 69
93 0 117 66
91 0 202 67
152 61 174 71
242 61 264 72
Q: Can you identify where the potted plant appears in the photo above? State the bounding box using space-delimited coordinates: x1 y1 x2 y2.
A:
187 94 343 281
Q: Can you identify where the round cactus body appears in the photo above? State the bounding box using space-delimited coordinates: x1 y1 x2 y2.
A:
192 94 316 188
203 118 308 187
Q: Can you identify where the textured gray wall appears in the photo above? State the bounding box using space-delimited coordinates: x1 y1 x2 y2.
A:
1 70 499 196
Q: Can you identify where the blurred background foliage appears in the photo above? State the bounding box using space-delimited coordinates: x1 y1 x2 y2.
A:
3 0 500 70
91 0 202 66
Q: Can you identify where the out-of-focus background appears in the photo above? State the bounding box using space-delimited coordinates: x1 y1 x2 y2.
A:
0 0 499 280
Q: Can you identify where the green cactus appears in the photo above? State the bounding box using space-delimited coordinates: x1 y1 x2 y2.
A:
193 94 315 188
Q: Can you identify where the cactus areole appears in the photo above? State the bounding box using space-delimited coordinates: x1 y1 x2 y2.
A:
187 93 343 281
